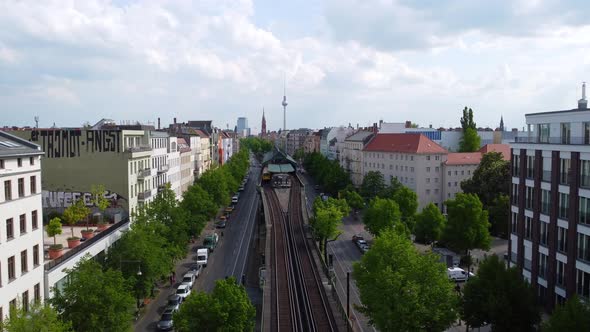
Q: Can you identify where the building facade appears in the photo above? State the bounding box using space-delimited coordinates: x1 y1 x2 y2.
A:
0 131 45 319
340 131 374 187
510 91 590 310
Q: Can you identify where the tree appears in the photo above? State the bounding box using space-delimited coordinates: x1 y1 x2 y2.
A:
47 217 63 247
181 183 217 234
414 203 445 244
462 255 540 331
50 258 135 332
311 202 344 257
461 152 510 207
1 302 73 332
353 229 459 331
391 186 418 230
542 295 590 332
459 107 480 152
62 198 90 238
360 171 386 200
174 277 255 332
198 169 230 207
363 198 402 236
442 193 491 255
487 194 510 237
341 189 364 212
90 184 110 215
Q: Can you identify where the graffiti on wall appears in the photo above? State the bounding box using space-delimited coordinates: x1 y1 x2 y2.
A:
30 129 121 158
42 190 126 209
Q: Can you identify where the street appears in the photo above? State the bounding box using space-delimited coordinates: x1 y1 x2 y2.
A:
134 159 261 331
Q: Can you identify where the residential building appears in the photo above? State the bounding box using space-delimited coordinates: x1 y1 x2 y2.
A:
167 137 181 199
363 133 448 210
286 129 313 156
193 129 211 177
0 131 45 319
510 85 590 309
150 131 169 194
303 131 320 154
442 152 481 207
340 131 374 187
177 138 193 195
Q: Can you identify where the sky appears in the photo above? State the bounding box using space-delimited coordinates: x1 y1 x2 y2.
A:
1 0 590 133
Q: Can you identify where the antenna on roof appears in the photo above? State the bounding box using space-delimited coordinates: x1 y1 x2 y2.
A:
34 116 39 129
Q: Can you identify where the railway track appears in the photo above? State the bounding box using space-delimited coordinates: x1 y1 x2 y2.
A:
266 176 339 332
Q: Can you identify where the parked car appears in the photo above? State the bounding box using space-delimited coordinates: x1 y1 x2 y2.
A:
203 233 219 252
196 248 208 267
447 267 475 282
165 294 182 312
238 185 244 191
225 206 234 214
232 195 239 204
176 284 191 300
181 272 195 289
189 263 203 278
156 309 174 331
215 220 227 228
352 235 369 253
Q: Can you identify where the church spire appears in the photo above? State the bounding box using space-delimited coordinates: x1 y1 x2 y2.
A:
499 115 505 132
261 107 267 137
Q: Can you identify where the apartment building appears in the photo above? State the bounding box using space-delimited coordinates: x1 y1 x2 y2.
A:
510 87 590 310
177 138 193 194
340 131 374 187
286 129 313 156
0 131 45 320
193 129 211 177
150 131 169 195
363 133 448 209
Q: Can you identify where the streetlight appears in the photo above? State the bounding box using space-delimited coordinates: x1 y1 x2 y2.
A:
120 259 143 309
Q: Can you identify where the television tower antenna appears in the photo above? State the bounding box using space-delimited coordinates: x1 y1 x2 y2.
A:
34 116 39 128
282 75 288 131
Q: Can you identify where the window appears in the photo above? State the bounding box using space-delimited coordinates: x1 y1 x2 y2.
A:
455 171 458 175
448 171 451 176
525 187 534 209
513 155 520 176
34 284 40 302
448 182 451 187
561 122 571 144
19 214 26 234
434 178 439 183
526 155 535 178
557 260 565 286
33 245 39 267
31 211 38 230
426 178 431 183
524 216 532 239
17 158 22 167
426 167 431 172
558 227 567 253
468 170 471 175
577 269 590 300
539 253 548 279
30 176 36 194
17 178 24 197
22 291 28 312
559 193 569 219
29 157 34 165
511 213 518 233
512 184 519 205
8 256 15 281
454 182 458 187
435 167 439 172
582 160 590 188
578 233 590 262
538 123 550 143
6 218 13 239
410 167 414 172
4 180 11 201
581 197 590 224
560 158 571 185
0 160 4 169
540 221 548 246
426 189 431 195
541 190 551 215
20 250 27 273
426 156 431 161
585 122 590 144
435 188 439 194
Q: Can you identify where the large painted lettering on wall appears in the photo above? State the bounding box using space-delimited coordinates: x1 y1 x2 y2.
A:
42 190 126 209
30 129 121 158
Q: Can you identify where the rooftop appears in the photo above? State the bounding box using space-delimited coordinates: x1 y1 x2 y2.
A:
364 133 447 154
478 144 510 161
445 152 482 165
0 130 44 158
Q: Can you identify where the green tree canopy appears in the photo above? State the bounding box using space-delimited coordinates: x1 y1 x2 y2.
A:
303 152 351 194
541 295 590 332
50 258 135 332
62 198 90 238
390 185 418 230
47 217 63 246
442 193 491 254
353 229 459 331
460 106 476 130
414 203 445 244
459 127 481 152
360 171 386 200
363 197 402 236
461 152 510 207
487 194 510 237
340 189 364 212
2 302 73 332
462 255 540 331
197 168 230 207
90 184 110 213
174 277 255 332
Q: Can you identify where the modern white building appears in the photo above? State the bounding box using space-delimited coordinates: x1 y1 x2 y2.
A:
509 85 590 310
0 131 45 318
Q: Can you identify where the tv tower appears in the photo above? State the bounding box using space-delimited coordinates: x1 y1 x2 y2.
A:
282 77 288 131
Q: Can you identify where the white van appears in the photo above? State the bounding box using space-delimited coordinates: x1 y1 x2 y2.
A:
196 248 208 267
447 267 474 282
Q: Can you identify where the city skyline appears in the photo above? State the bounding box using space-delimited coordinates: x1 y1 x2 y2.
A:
2 1 590 132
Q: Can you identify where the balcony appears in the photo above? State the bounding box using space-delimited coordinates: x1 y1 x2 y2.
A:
137 168 151 180
125 145 152 153
514 136 589 145
137 190 152 201
157 164 169 174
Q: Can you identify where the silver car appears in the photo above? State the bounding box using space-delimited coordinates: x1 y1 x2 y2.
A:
157 309 174 331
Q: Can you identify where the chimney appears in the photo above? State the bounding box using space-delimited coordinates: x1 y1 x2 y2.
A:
429 124 433 129
373 123 378 134
579 82 588 110
157 118 161 130
379 119 383 128
173 117 177 124
405 121 411 128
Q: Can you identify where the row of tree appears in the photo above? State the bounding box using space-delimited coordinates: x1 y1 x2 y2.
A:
2 148 252 331
303 152 351 195
240 137 273 157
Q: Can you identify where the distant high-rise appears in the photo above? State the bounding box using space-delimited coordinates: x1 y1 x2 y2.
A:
237 117 249 136
282 79 288 131
261 108 267 137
